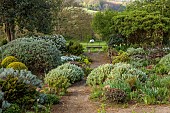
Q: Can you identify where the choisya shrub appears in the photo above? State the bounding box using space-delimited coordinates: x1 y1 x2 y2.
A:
1 38 61 74
44 71 70 95
112 51 130 64
67 41 84 55
1 56 18 68
0 68 42 110
56 63 84 83
86 64 114 86
6 62 28 71
158 53 170 72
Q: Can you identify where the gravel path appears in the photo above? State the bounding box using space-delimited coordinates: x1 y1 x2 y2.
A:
51 80 99 113
52 80 170 113
85 52 110 68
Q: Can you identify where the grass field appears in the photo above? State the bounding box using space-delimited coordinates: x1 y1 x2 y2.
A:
66 40 108 52
80 41 107 52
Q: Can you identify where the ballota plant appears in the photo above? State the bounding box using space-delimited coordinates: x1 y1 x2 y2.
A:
1 56 28 71
1 56 19 68
6 62 28 71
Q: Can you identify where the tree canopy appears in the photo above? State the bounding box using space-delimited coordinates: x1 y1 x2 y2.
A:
92 0 170 45
56 7 94 41
0 0 62 41
92 10 117 39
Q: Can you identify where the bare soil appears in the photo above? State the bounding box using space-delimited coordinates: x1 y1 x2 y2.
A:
85 52 111 68
52 52 170 113
51 80 99 113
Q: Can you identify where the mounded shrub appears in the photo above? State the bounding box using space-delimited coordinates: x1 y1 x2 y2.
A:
86 64 114 86
1 38 61 74
0 68 42 88
44 72 70 95
6 62 28 71
67 41 84 55
32 35 66 52
56 63 84 83
0 68 42 110
108 63 147 83
102 63 147 103
0 75 38 109
1 56 18 68
105 63 147 91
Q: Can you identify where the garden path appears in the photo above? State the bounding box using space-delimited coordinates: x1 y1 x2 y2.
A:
85 52 111 68
52 52 170 113
51 80 99 113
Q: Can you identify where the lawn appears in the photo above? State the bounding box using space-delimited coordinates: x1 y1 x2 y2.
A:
80 41 107 52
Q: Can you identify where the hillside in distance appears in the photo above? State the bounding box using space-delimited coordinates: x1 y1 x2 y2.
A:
82 0 131 4
76 0 131 5
76 0 130 11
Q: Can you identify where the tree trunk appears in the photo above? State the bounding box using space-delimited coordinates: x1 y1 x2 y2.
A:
108 47 113 64
10 20 15 41
5 21 15 42
5 23 11 42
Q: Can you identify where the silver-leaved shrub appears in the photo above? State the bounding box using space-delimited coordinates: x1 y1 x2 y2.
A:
1 38 61 75
46 63 84 84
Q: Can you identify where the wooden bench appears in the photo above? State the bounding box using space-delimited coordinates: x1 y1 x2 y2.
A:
86 46 102 52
